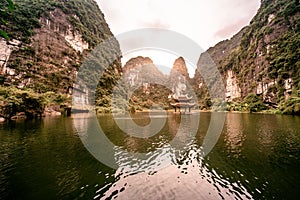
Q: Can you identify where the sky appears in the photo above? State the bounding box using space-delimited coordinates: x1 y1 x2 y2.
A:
96 0 261 76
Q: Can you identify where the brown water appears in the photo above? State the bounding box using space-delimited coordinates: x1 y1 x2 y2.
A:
0 112 299 199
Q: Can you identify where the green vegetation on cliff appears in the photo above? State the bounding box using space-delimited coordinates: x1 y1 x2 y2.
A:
225 0 299 98
0 0 122 119
1 0 113 46
196 0 300 114
1 0 299 118
0 0 15 39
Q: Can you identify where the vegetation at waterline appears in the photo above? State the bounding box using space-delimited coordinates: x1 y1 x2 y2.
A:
278 96 300 115
226 94 268 113
0 86 70 119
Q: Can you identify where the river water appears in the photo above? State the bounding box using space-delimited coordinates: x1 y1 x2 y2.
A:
0 112 299 199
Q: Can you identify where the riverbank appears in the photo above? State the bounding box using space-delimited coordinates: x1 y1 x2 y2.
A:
1 84 299 122
0 86 71 121
1 107 299 123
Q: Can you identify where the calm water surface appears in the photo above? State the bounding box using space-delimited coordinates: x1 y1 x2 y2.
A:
0 112 299 199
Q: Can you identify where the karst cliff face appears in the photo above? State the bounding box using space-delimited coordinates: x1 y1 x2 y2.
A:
195 0 300 112
123 56 166 87
169 57 193 97
2 9 83 93
120 56 169 110
1 0 122 94
0 0 122 118
1 0 299 116
195 29 245 102
121 56 197 111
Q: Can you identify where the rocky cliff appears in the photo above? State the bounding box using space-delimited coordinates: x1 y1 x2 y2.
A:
0 0 122 119
121 56 170 111
168 57 194 98
122 56 197 111
122 0 299 114
123 56 166 87
1 0 299 117
195 0 300 114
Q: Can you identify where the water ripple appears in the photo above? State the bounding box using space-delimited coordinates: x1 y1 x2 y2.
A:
97 144 254 200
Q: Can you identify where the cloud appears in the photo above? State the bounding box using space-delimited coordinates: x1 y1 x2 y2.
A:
211 0 260 42
213 17 250 39
141 20 171 29
97 0 260 50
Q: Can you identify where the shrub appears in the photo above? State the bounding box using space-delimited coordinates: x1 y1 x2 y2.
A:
0 86 46 119
243 93 268 112
279 97 300 115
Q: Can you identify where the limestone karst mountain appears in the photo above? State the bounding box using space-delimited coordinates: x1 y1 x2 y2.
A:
0 0 122 118
122 56 196 111
195 0 300 113
168 57 196 99
1 0 299 117
123 56 166 87
121 56 170 111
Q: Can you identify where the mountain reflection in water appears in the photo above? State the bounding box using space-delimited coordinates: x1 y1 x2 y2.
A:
0 112 299 199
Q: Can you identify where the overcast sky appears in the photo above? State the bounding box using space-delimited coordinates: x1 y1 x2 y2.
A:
96 0 261 74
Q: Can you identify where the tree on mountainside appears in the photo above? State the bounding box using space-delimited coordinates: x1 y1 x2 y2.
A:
0 0 15 39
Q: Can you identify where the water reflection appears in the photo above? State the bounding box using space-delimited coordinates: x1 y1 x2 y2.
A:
224 113 246 158
102 144 253 200
0 113 299 199
82 112 253 200
94 112 299 200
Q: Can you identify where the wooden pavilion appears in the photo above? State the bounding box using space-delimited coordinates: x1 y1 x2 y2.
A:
170 95 195 113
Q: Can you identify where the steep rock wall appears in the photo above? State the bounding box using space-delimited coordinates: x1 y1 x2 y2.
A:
225 70 241 101
4 8 85 93
194 0 299 110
